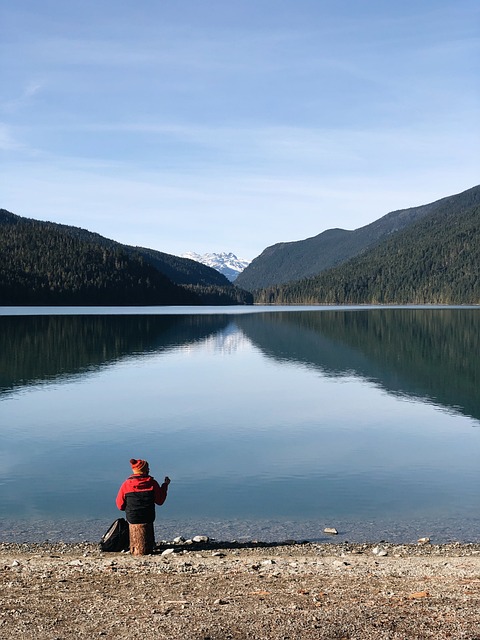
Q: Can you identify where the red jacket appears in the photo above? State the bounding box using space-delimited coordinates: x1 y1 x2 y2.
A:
116 474 168 524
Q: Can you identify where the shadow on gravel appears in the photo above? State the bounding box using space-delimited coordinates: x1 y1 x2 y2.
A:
154 539 309 554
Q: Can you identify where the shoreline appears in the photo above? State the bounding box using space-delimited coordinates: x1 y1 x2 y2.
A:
2 538 480 554
2 514 479 547
1 539 479 638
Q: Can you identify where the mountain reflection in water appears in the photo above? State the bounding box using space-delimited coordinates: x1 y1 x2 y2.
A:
235 308 480 423
2 308 479 423
0 314 230 395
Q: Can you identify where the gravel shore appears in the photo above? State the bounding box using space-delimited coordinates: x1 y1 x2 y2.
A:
1 540 479 639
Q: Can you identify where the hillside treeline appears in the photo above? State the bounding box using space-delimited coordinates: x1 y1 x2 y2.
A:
238 185 480 291
255 194 480 305
0 210 252 306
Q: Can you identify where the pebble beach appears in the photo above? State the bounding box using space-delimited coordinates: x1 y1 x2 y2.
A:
1 538 479 639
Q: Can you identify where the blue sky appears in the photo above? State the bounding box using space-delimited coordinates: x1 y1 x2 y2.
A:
1 1 479 260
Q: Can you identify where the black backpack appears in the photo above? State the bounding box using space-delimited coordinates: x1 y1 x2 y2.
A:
100 518 130 552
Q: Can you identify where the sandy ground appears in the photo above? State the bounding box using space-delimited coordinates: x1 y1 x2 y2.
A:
1 540 479 639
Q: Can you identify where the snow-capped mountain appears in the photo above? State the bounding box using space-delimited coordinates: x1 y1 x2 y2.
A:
182 252 251 282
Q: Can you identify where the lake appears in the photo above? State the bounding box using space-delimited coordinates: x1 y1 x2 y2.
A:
1 305 479 544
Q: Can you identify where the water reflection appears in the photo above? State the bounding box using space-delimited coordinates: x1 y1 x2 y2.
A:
0 314 230 396
235 309 480 423
2 309 479 423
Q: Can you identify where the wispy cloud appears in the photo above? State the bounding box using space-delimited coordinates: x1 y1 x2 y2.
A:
1 80 45 113
0 123 27 151
24 118 479 178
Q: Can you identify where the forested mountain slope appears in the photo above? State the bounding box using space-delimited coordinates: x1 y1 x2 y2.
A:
255 187 480 305
237 185 480 291
0 210 252 305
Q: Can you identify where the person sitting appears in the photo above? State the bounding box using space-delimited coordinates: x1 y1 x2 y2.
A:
116 458 170 524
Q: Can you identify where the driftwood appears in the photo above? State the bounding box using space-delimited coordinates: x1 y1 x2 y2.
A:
129 523 154 556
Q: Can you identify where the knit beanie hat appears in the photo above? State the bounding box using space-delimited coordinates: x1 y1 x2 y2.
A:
130 459 149 474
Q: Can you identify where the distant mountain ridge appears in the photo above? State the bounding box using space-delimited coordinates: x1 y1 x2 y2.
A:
3 184 478 307
236 186 479 291
255 185 480 305
182 252 250 281
0 209 253 306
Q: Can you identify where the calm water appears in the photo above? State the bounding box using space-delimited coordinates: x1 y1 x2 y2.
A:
1 306 479 543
